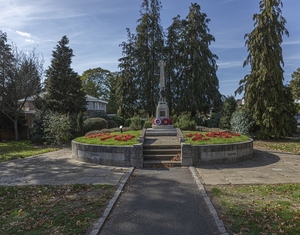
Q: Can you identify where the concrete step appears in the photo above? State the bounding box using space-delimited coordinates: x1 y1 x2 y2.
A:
143 160 182 168
146 128 177 136
143 148 181 154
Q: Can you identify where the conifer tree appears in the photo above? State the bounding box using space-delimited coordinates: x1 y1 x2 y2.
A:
42 36 86 115
135 0 164 117
236 0 296 138
289 68 300 100
167 3 221 117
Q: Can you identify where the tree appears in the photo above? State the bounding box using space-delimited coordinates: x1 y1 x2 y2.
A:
0 31 43 140
236 0 296 139
117 28 139 118
135 0 164 117
168 3 222 116
219 96 237 130
40 36 86 115
106 72 119 114
289 68 300 99
80 67 112 100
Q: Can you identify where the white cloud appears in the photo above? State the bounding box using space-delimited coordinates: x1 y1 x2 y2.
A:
25 39 36 43
218 61 243 69
16 30 31 38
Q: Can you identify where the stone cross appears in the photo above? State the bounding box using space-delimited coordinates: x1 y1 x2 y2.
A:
158 60 166 88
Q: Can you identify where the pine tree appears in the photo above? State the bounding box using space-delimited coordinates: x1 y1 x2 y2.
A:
289 68 300 100
43 36 86 115
117 28 139 118
179 3 221 116
135 0 164 117
236 0 296 139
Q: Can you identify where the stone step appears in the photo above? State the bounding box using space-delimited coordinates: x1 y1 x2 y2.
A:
143 154 179 161
146 128 177 136
143 160 182 168
143 148 181 154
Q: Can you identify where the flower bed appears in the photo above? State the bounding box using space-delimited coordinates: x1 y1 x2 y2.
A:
85 133 135 142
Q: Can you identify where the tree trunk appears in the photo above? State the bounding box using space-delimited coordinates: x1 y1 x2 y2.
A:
14 119 19 141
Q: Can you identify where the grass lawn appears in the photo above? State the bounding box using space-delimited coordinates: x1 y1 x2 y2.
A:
74 130 141 146
0 184 115 235
254 138 300 155
0 140 59 163
207 184 300 235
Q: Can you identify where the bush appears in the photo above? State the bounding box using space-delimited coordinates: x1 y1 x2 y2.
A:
207 112 221 128
219 96 237 130
129 116 143 130
28 110 47 144
91 111 108 119
111 116 125 127
173 114 196 130
230 108 256 136
107 120 118 129
143 118 153 128
124 118 131 127
83 118 108 134
43 112 72 146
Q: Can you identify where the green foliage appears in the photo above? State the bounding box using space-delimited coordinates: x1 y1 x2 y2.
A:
207 112 221 128
165 3 221 116
129 116 144 130
43 112 72 146
42 36 86 115
219 96 237 130
173 114 196 130
76 111 84 137
235 0 295 139
111 116 125 127
230 108 256 136
289 68 300 99
124 118 132 127
107 120 118 129
143 118 153 128
91 111 108 119
28 110 47 144
83 118 108 134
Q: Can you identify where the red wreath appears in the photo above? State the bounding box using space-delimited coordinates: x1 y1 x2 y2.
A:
169 118 173 125
162 118 169 125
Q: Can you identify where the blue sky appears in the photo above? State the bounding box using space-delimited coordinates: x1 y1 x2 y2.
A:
1 0 300 99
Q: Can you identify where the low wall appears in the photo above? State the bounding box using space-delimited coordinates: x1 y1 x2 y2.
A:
72 141 143 168
181 139 253 165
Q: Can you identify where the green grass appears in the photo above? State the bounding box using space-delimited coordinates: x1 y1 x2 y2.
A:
74 130 141 146
208 184 300 234
0 184 115 235
254 138 300 155
0 140 59 162
183 131 250 145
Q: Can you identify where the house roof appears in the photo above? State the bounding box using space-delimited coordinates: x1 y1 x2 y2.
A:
86 95 108 104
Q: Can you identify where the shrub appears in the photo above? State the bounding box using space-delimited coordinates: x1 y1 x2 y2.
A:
107 120 118 129
174 114 196 130
91 111 108 119
83 118 108 134
129 116 143 130
124 118 131 127
143 118 153 128
43 112 72 146
207 112 221 128
111 116 125 127
219 96 237 130
230 108 256 136
28 110 47 144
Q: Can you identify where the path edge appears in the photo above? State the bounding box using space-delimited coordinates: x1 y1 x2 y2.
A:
189 166 229 235
89 167 135 235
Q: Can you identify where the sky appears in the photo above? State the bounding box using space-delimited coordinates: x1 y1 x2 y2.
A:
1 0 300 99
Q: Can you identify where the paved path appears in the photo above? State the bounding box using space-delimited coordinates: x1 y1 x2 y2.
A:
196 147 300 185
99 167 220 235
0 148 131 186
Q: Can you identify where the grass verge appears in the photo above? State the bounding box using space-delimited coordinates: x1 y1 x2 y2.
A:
0 184 115 235
0 140 59 163
254 138 300 155
207 184 300 234
74 130 141 146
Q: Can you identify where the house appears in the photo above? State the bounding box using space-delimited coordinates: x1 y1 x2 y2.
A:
20 94 108 125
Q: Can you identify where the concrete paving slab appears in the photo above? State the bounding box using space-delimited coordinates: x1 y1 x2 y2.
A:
196 148 300 185
0 148 130 186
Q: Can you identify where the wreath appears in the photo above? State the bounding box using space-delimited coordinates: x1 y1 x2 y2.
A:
162 118 169 125
153 118 161 125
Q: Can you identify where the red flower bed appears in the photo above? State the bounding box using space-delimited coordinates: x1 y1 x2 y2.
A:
186 131 240 141
84 133 135 142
